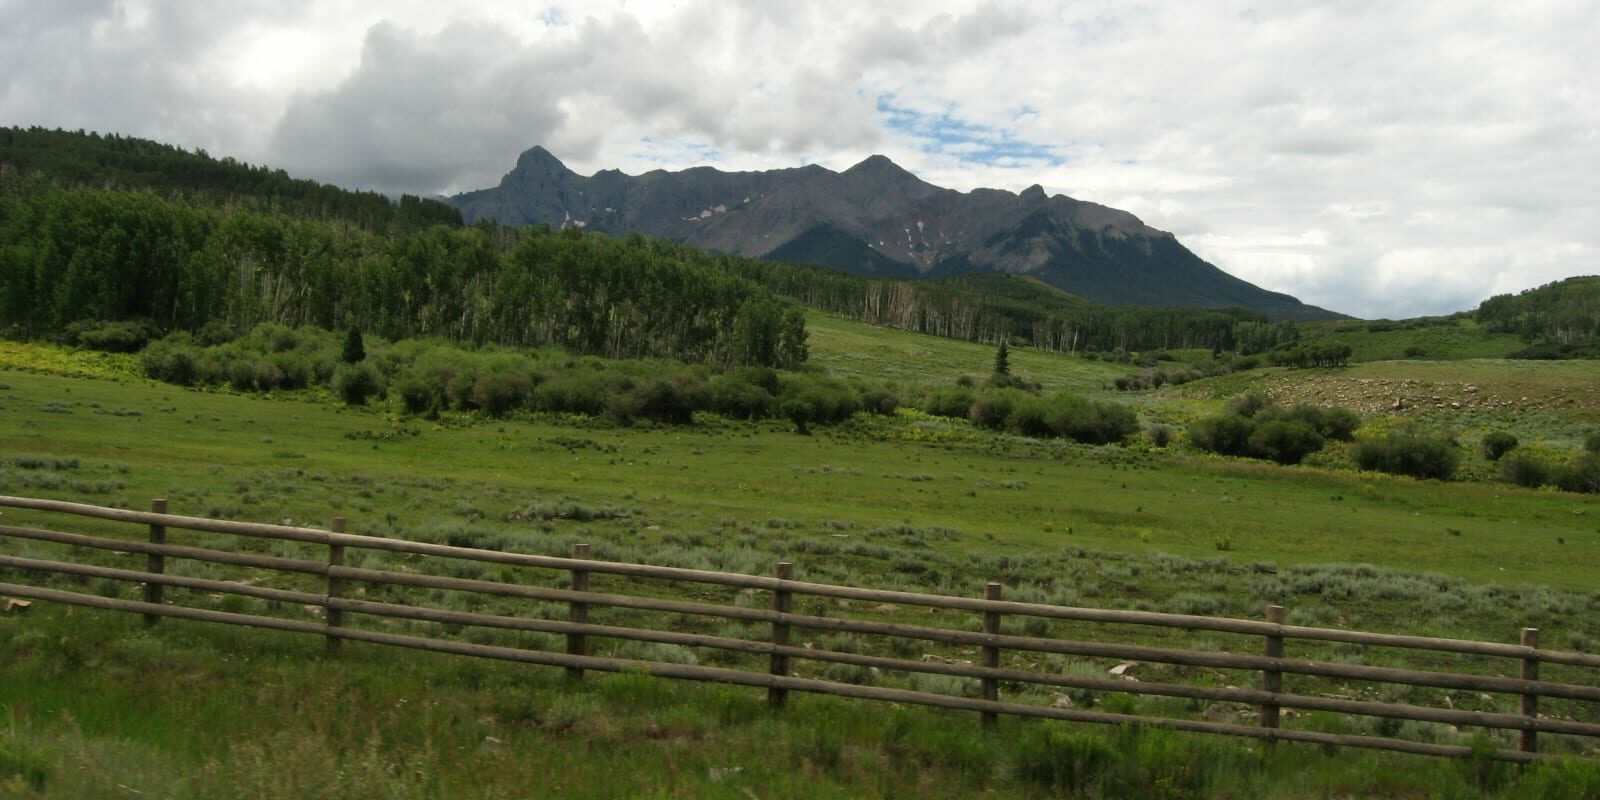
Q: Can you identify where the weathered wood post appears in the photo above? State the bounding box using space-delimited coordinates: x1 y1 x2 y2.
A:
143 498 167 626
1520 627 1540 756
1261 604 1286 737
770 561 794 710
567 543 591 680
981 582 1004 729
324 516 346 656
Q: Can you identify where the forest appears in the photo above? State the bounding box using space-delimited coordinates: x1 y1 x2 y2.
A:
1476 276 1600 357
0 127 1303 364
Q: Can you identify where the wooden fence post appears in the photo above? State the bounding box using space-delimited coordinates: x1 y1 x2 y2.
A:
1520 627 1540 756
567 543 591 680
143 499 167 626
1261 604 1285 737
770 562 794 710
324 517 346 657
982 582 1003 729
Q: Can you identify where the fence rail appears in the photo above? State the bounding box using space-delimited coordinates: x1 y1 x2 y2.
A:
1 494 1597 764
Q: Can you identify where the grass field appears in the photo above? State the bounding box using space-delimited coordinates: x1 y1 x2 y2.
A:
3 323 1600 797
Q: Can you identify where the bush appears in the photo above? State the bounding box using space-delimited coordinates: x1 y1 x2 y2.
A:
1049 395 1138 445
1146 424 1176 448
66 319 155 352
919 385 975 418
1553 453 1600 494
1188 414 1255 457
1320 406 1362 441
1481 431 1519 461
707 372 774 420
609 378 704 425
1351 432 1460 480
1586 431 1600 454
472 366 534 417
1498 451 1551 488
1248 420 1325 465
969 389 1026 431
1224 392 1273 418
141 335 200 385
334 362 384 406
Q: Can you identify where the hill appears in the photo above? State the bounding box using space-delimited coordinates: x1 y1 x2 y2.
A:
0 126 461 232
1476 275 1600 358
449 147 1345 322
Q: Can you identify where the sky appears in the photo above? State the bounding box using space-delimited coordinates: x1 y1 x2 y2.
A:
2 1 1596 319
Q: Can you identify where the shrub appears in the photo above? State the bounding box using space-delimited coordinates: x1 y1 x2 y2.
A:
1481 431 1519 461
1146 424 1176 448
969 389 1026 431
919 385 975 418
1188 414 1255 457
1248 420 1325 465
1586 431 1600 454
1318 406 1362 441
1498 451 1551 488
67 318 155 352
472 366 534 417
1553 453 1600 494
1224 392 1273 418
609 378 704 425
708 372 774 420
1351 432 1460 480
859 387 900 415
334 362 384 406
1048 395 1138 445
141 335 200 385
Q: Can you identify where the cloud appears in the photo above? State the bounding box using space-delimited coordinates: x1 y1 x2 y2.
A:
3 0 1596 318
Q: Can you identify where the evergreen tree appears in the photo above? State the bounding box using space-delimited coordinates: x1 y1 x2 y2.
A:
994 340 1010 375
342 326 366 364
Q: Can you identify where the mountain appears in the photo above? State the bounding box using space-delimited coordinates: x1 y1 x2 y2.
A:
449 147 1344 321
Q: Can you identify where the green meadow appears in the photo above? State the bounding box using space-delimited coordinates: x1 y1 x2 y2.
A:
3 315 1600 798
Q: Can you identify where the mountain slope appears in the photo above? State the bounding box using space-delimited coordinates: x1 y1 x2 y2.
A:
450 148 1344 321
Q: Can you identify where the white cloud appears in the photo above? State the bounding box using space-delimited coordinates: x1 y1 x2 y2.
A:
2 0 1596 318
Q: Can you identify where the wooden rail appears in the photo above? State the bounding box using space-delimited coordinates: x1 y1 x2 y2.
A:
1 494 1597 765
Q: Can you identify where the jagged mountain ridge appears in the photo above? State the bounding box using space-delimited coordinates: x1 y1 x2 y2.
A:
449 147 1342 320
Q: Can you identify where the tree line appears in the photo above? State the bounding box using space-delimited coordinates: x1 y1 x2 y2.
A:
0 189 805 368
1476 276 1600 357
0 126 460 233
718 261 1301 355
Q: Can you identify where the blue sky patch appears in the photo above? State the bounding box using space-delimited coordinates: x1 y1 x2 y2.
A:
877 96 1065 167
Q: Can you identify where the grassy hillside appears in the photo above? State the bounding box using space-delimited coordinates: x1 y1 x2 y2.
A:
4 327 1600 797
1289 316 1525 363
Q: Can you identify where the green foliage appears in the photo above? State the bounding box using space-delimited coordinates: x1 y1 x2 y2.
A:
1498 451 1551 488
64 319 156 353
1352 431 1461 481
1012 727 1115 792
1188 414 1256 457
1224 392 1274 418
1190 397 1359 465
1009 391 1138 444
1477 275 1600 350
1586 431 1600 454
917 385 976 419
993 340 1010 375
720 262 1277 355
0 188 806 369
1481 431 1519 461
1553 453 1600 494
1248 420 1326 465
333 362 384 406
1270 342 1354 368
341 326 366 364
0 125 460 232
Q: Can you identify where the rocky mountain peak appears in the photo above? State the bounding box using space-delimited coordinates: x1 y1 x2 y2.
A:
450 146 1341 320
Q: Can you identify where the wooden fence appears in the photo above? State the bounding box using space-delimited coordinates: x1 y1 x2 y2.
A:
2 494 1598 764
